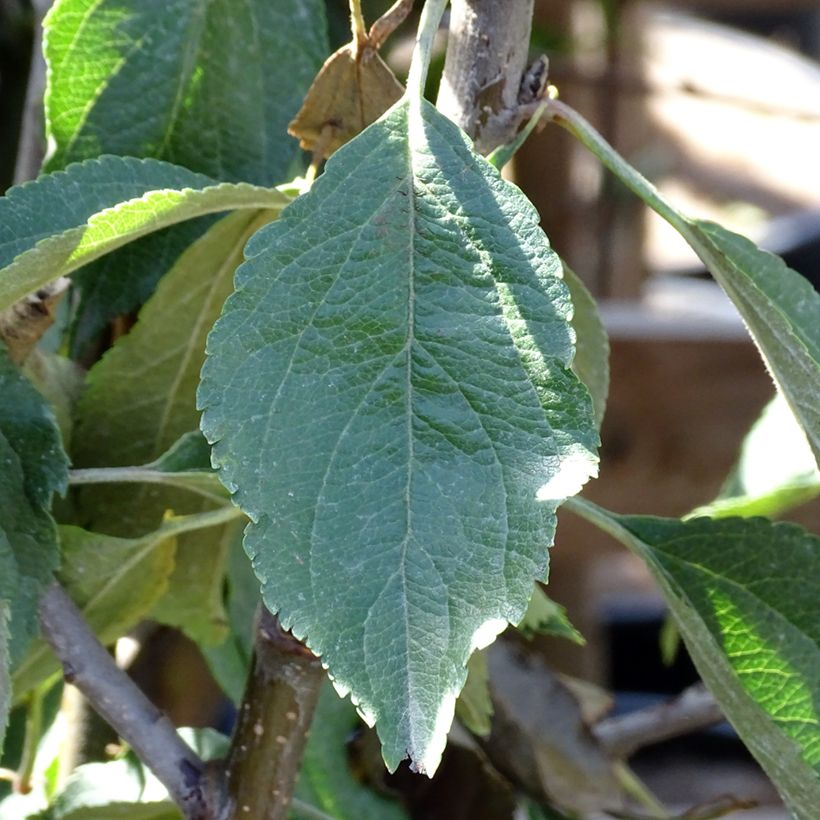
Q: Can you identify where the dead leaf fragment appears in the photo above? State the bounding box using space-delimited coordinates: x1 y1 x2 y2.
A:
288 43 404 157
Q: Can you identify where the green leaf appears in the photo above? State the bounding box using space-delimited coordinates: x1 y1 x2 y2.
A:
294 685 408 820
12 524 176 698
149 432 212 473
44 757 178 820
73 210 273 645
44 0 328 185
200 97 599 773
68 218 216 362
553 103 820 464
568 500 820 819
22 353 85 453
691 392 820 519
201 536 259 703
455 651 493 738
0 156 292 311
12 506 240 699
516 585 584 645
685 222 820 465
0 346 66 671
563 264 609 428
0 347 69 507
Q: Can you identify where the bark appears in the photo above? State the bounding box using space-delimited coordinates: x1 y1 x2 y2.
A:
39 583 211 819
218 608 325 820
437 0 536 153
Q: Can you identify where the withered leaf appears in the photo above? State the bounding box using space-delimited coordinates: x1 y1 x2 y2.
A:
288 43 404 156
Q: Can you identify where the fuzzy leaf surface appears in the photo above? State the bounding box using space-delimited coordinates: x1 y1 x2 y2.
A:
200 97 598 773
44 0 328 185
0 156 292 311
602 511 820 818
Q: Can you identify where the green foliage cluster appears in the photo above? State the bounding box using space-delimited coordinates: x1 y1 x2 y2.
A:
0 0 818 817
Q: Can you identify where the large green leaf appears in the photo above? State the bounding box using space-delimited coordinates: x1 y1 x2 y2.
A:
73 211 272 644
43 0 328 186
0 156 292 311
691 392 820 519
568 500 820 819
200 97 599 773
0 347 67 666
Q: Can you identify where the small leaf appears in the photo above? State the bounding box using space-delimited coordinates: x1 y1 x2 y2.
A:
44 0 329 185
691 392 820 519
516 585 584 645
22 352 85 452
0 156 292 311
201 537 259 703
148 432 213 474
455 651 493 738
586 508 820 819
200 97 598 773
563 264 609 428
294 684 409 820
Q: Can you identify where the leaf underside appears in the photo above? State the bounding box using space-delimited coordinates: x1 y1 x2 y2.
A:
616 513 820 818
200 97 598 773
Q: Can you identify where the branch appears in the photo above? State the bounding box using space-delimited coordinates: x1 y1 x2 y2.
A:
219 607 325 820
38 582 212 819
437 0 536 153
593 683 724 758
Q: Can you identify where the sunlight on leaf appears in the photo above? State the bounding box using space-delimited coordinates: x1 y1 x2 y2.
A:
201 96 598 774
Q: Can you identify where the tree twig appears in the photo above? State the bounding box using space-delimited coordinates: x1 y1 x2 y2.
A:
38 582 211 819
219 607 325 820
13 0 52 184
593 683 724 758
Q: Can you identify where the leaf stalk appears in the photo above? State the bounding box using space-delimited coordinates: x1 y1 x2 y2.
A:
406 0 449 99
